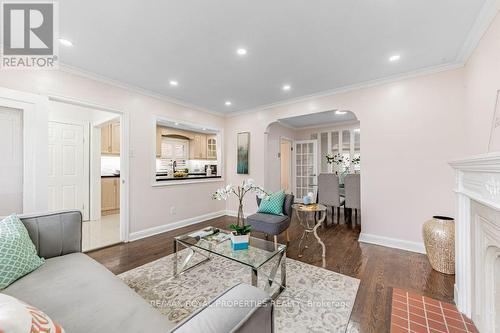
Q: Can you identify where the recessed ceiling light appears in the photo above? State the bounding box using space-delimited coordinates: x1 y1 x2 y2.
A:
58 38 73 47
202 128 207 131
236 48 247 56
335 110 347 115
282 84 291 91
174 122 179 126
225 101 232 106
169 80 178 86
389 54 401 62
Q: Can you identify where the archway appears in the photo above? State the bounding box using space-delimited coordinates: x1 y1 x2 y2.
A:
264 109 361 226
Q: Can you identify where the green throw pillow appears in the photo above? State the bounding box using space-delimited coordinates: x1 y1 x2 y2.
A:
258 191 286 215
0 215 44 289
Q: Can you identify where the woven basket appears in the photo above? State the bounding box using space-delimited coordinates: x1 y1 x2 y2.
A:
422 216 455 274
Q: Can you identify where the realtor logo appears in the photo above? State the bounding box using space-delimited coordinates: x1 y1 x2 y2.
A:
1 1 59 69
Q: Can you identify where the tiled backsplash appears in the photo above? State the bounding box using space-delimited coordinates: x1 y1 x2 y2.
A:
155 159 217 173
101 155 120 175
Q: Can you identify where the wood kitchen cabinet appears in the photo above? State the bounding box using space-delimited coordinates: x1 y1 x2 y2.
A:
101 177 120 214
190 134 207 159
101 122 120 155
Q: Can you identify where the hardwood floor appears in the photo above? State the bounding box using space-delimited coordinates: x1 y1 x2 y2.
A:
87 212 455 333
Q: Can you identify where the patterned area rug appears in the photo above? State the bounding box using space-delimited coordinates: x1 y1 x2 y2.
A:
119 249 360 333
390 288 479 333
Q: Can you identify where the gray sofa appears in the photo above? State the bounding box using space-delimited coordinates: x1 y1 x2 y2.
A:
2 210 274 333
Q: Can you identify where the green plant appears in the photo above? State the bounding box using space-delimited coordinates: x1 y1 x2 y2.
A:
229 224 252 235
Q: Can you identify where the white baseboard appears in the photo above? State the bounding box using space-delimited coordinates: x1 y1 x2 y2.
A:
358 232 426 254
128 210 226 241
225 210 251 218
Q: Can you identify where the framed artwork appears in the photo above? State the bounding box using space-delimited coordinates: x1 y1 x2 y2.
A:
489 90 500 152
237 132 250 174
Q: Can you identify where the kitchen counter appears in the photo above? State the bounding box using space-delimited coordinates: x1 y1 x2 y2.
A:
156 175 221 181
101 174 120 178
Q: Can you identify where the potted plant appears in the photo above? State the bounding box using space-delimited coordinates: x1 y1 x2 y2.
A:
212 179 267 250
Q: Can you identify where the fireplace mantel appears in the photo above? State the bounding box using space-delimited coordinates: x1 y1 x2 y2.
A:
449 152 500 331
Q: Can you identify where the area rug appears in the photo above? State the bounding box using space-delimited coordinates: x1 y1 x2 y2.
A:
390 288 479 333
119 249 360 332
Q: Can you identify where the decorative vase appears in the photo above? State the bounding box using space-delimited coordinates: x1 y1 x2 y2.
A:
236 202 244 226
230 233 249 250
422 216 455 274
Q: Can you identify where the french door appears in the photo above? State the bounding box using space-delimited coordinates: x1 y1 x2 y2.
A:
294 140 318 200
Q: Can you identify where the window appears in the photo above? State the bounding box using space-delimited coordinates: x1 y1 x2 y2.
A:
158 138 189 172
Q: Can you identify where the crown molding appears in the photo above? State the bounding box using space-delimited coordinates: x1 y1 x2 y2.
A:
58 63 224 117
226 0 499 119
58 1 498 121
225 61 463 118
456 0 499 64
449 152 500 173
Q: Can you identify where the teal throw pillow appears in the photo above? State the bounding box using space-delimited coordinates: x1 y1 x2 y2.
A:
0 215 45 289
258 191 286 215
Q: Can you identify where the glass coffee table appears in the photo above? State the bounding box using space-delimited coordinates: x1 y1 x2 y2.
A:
173 227 287 299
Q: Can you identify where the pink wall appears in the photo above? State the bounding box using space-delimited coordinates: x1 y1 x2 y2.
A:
463 11 500 155
226 69 466 246
0 70 226 235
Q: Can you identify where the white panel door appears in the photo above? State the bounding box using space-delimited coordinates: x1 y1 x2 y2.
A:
0 107 23 215
48 122 86 218
294 140 318 201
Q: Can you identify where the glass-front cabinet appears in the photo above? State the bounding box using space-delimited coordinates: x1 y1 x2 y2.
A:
311 126 360 174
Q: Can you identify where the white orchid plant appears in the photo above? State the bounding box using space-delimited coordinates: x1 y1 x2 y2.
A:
213 179 268 235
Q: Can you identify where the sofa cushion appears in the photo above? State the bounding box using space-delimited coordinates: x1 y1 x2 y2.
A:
2 253 174 333
0 215 45 289
246 213 289 235
0 293 65 333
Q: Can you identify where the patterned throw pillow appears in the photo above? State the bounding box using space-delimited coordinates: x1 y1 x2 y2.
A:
0 293 65 332
0 215 44 289
258 191 286 215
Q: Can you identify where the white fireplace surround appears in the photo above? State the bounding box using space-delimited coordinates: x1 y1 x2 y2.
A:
449 152 500 333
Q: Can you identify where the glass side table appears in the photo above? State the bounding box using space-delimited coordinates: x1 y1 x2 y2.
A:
292 203 327 267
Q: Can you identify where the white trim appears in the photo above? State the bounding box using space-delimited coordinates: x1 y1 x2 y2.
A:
129 210 227 241
456 0 500 64
358 232 426 254
58 64 223 117
226 62 463 118
46 94 131 243
226 210 251 218
51 0 497 121
0 88 48 213
48 94 123 114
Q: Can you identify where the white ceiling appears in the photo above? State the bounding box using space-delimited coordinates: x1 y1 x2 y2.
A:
278 110 357 129
59 0 487 114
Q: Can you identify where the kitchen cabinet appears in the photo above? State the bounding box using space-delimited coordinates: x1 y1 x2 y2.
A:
156 126 195 157
156 126 217 160
101 122 120 155
207 135 217 160
101 177 120 214
190 134 207 159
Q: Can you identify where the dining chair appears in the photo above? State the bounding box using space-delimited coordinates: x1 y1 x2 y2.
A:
317 173 344 225
344 173 361 227
246 194 295 245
